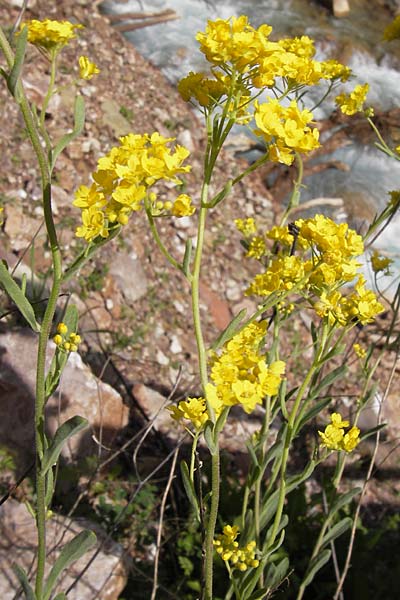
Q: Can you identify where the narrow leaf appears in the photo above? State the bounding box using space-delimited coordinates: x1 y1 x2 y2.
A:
43 530 96 600
0 260 40 331
211 308 247 350
301 549 331 588
203 421 217 455
8 25 28 95
180 461 200 521
12 564 36 600
247 587 271 600
45 465 54 508
296 396 332 434
311 365 347 399
264 557 289 592
52 594 67 600
329 488 361 518
321 517 352 549
41 416 88 475
51 95 85 170
62 226 120 283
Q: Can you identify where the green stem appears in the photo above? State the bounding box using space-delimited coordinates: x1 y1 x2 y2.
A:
39 50 57 129
203 450 220 600
0 29 62 597
266 323 328 550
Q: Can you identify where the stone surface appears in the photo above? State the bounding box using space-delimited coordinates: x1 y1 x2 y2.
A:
0 499 128 600
0 330 129 468
108 252 149 304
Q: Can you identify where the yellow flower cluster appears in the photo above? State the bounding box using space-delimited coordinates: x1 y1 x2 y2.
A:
254 100 320 165
319 413 360 453
214 525 259 571
335 83 370 116
177 71 226 107
78 55 100 80
73 133 191 242
371 249 392 274
22 19 83 50
168 397 208 430
53 322 81 353
353 343 366 359
177 16 351 164
244 215 384 327
205 321 285 415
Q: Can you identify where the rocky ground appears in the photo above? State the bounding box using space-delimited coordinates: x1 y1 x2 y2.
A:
1 0 400 598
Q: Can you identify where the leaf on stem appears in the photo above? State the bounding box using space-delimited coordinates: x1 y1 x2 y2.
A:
7 24 28 96
320 516 352 549
180 460 200 522
41 416 88 475
51 94 85 171
211 308 247 351
12 564 36 600
43 530 96 600
0 260 40 331
301 549 331 588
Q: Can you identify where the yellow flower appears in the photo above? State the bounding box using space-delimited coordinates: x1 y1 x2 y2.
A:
235 218 257 236
335 83 369 116
171 194 195 217
22 19 83 50
254 99 319 164
371 249 392 274
353 343 366 359
319 413 360 452
79 56 100 80
56 322 68 335
168 397 208 430
177 71 226 107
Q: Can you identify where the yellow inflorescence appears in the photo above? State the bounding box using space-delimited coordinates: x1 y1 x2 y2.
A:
243 214 384 327
319 412 360 453
371 249 393 274
53 323 81 353
205 321 285 415
22 19 83 50
176 16 354 165
73 133 191 241
78 56 100 80
168 397 208 430
335 83 370 116
214 525 259 571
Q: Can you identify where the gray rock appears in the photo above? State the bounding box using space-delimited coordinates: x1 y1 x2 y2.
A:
0 500 129 600
0 330 129 468
108 253 148 303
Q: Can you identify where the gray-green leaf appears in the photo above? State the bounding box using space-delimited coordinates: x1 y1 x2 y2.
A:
41 416 88 475
43 530 96 600
0 260 40 331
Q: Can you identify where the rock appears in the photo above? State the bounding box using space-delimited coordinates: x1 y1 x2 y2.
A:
0 499 129 600
4 204 43 252
132 383 178 439
0 330 129 468
169 334 182 354
101 98 132 138
108 252 148 304
333 0 350 17
199 282 231 331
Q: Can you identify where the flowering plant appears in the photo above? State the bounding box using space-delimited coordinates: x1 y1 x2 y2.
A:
0 10 398 600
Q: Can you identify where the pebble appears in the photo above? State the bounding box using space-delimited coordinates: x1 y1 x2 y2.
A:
169 334 182 354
